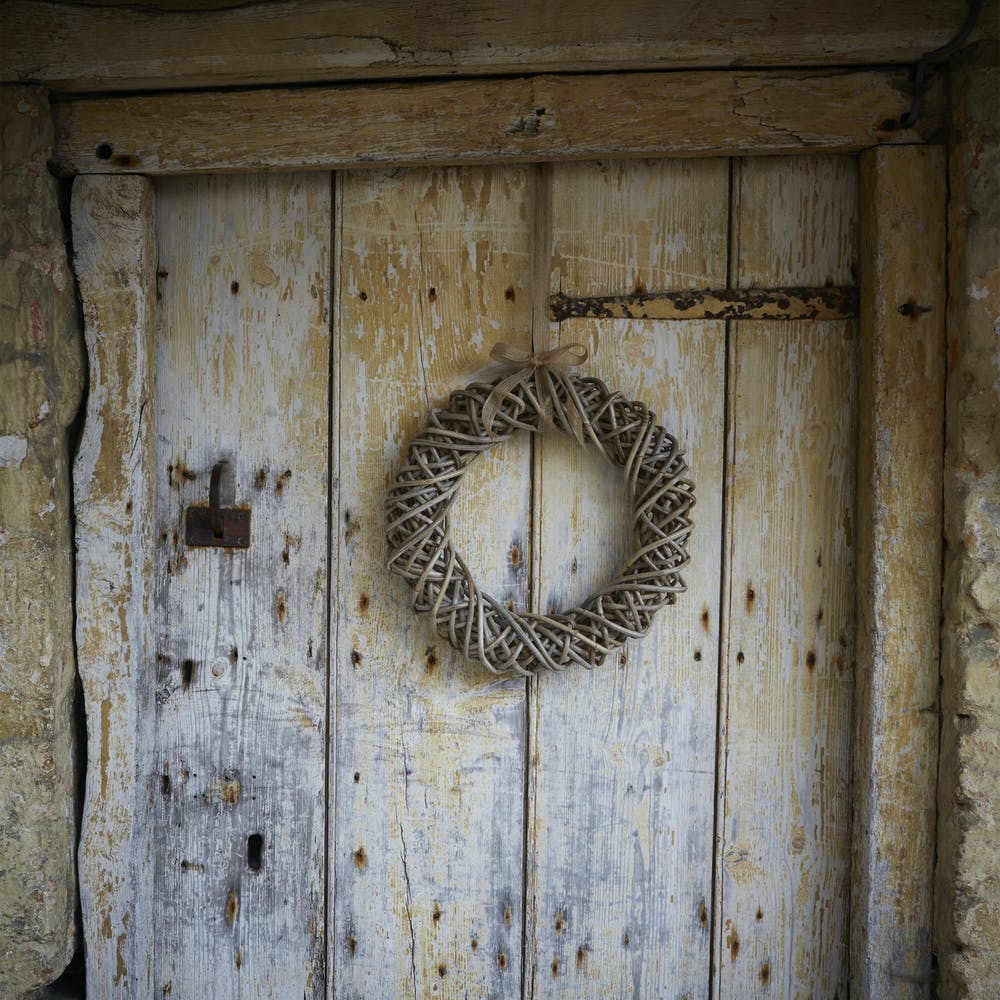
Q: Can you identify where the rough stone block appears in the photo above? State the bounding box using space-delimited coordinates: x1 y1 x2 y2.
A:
0 84 84 997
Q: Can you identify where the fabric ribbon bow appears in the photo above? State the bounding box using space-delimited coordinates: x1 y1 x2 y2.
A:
481 341 589 445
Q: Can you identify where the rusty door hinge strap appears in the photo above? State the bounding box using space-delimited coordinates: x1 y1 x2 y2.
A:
549 285 859 323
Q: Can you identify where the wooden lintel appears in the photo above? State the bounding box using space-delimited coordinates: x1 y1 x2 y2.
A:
550 286 859 322
1 0 971 94
51 69 945 176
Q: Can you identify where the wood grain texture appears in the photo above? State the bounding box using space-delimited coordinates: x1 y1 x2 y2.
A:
526 159 728 997
852 146 945 997
330 166 533 999
713 157 858 998
151 174 331 998
72 174 158 998
1 0 970 92
50 69 945 177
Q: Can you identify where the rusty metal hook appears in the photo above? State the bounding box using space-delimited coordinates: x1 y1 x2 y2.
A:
185 460 250 549
209 461 225 538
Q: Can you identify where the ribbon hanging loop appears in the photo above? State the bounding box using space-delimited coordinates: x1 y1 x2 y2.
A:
480 341 589 444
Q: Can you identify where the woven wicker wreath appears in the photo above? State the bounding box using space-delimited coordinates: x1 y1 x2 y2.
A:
386 344 695 675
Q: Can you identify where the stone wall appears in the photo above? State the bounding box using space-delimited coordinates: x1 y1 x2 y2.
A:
936 30 1000 1000
0 86 84 996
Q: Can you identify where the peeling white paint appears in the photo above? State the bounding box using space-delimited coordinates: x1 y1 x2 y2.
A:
32 400 51 426
0 434 28 468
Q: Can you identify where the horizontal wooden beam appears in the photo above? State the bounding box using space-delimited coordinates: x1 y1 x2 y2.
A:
1 0 971 94
550 285 858 322
52 69 944 176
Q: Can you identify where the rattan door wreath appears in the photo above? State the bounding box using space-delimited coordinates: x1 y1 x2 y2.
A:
386 343 695 674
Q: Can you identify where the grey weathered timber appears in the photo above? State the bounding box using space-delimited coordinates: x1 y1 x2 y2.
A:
330 165 532 999
73 174 159 997
150 174 331 998
852 145 946 998
0 0 972 92
49 70 946 177
714 156 859 997
527 157 729 997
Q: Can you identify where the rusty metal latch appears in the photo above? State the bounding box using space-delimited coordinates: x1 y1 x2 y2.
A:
185 461 250 548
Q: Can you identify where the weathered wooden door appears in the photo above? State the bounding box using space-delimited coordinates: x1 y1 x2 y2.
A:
74 154 858 998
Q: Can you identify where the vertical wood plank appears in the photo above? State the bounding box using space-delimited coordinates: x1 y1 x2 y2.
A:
527 158 729 998
331 166 532 999
72 175 158 997
852 146 945 997
714 156 858 997
152 174 331 997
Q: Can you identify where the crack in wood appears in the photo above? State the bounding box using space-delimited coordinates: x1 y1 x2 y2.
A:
397 818 418 1000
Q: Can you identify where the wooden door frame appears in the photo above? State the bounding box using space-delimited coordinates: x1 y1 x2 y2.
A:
69 69 945 996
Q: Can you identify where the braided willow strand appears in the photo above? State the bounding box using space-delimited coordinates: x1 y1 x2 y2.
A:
386 369 694 675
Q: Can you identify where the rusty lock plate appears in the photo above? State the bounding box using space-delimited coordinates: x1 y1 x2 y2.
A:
185 461 251 549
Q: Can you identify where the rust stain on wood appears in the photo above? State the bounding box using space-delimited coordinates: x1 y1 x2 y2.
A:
217 777 240 805
280 531 301 564
726 922 740 960
897 297 933 320
549 285 858 322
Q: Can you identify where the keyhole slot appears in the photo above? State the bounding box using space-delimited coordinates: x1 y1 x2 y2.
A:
247 833 264 872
